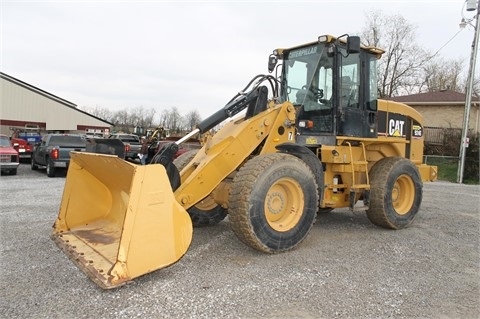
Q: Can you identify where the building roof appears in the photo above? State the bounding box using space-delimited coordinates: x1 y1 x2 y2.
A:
0 72 114 126
389 90 479 104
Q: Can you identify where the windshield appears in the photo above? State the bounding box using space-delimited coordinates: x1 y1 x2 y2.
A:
0 136 10 147
49 135 85 147
281 43 333 111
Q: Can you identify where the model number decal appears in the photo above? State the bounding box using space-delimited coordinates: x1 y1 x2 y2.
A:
412 124 423 138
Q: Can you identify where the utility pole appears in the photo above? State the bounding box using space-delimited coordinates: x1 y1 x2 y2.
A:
457 0 480 183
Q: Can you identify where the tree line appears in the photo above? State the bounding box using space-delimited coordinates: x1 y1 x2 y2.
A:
80 10 478 132
80 105 202 135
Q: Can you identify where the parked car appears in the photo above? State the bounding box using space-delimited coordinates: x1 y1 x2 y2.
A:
11 137 34 161
108 133 142 160
10 125 42 161
0 134 20 175
31 134 86 177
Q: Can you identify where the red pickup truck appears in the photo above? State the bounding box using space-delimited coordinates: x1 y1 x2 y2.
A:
11 137 34 161
10 126 41 161
0 134 20 175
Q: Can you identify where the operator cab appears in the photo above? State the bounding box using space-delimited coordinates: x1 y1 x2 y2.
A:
272 35 383 146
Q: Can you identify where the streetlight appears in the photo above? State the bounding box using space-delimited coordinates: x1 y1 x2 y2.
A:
457 0 480 183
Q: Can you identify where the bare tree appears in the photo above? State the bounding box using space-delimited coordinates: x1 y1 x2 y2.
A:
111 109 130 132
420 57 464 92
160 107 182 133
183 110 202 131
128 106 156 129
361 11 430 97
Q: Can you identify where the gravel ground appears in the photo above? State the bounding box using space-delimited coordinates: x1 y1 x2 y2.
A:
1 163 479 319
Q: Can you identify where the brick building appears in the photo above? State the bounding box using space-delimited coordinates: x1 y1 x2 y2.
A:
390 90 479 133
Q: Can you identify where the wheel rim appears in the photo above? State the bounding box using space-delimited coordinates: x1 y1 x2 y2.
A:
391 174 415 215
264 177 304 232
194 195 217 211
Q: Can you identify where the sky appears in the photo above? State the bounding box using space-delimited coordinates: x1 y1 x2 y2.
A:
1 0 477 121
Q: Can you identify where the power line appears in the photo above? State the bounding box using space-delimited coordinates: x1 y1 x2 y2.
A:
430 28 465 59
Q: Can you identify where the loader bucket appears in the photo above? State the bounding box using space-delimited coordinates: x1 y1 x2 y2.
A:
51 152 193 289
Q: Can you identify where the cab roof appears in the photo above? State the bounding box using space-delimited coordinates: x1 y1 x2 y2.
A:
273 34 385 59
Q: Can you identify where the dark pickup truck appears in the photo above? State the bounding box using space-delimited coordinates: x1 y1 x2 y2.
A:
31 134 86 177
108 133 142 160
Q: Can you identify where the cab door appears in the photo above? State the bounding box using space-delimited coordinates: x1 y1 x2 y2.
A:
336 48 377 138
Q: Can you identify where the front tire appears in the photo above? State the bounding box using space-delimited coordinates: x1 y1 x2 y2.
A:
367 157 423 229
31 157 38 170
173 150 227 227
229 153 319 253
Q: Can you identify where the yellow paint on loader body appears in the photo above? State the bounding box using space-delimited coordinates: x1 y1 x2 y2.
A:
51 152 193 289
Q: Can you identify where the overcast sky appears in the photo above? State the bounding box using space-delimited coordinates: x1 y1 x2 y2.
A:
1 0 476 120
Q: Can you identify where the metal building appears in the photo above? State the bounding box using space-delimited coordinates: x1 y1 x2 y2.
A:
0 72 113 136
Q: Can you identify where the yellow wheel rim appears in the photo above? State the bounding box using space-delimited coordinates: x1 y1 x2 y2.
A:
194 195 217 211
392 174 415 215
264 177 304 232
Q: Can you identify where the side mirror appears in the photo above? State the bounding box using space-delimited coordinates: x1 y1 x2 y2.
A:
347 36 360 54
268 54 278 73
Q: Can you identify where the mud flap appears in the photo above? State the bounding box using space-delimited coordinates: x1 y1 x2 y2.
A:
51 152 193 289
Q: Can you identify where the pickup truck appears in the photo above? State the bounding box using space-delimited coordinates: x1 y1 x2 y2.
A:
108 133 142 160
11 137 34 161
10 127 42 161
0 134 20 175
31 134 86 177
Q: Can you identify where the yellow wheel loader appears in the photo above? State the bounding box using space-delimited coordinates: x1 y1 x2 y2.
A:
52 34 437 289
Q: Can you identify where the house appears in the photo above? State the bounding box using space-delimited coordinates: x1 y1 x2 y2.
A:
389 90 479 134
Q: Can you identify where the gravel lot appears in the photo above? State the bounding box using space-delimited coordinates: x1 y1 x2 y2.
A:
1 163 479 319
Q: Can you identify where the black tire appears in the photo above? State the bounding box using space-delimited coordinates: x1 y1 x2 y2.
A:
46 159 56 177
31 156 38 170
367 157 423 229
229 153 319 253
317 208 334 214
173 150 197 172
173 150 227 227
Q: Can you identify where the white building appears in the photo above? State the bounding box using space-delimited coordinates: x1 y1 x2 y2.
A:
0 72 112 136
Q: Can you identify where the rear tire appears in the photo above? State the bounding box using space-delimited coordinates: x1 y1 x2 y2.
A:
229 153 318 253
367 157 422 229
173 150 227 227
46 159 56 177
